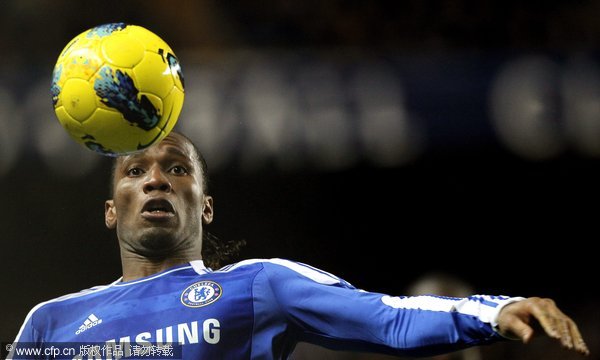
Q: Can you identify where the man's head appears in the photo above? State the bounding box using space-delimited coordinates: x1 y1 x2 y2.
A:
105 131 213 259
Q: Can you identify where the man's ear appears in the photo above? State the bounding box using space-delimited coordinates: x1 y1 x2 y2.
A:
105 200 117 229
202 196 214 225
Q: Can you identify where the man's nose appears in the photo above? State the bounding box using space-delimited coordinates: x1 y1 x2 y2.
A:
143 167 172 193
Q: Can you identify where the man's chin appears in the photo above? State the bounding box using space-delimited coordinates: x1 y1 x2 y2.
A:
135 230 182 256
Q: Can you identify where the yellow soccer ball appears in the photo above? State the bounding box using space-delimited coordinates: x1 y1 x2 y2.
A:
51 23 184 156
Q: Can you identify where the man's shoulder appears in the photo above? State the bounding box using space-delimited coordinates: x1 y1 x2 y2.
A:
216 258 302 272
29 282 116 315
216 258 346 286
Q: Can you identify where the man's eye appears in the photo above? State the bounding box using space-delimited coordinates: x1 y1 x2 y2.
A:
127 168 144 176
170 166 188 175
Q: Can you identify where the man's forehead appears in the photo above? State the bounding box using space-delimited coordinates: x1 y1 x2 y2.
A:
117 133 196 164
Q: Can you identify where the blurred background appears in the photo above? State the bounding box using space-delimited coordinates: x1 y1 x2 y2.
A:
1 1 599 358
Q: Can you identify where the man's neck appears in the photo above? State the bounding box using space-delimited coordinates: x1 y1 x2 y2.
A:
120 250 202 282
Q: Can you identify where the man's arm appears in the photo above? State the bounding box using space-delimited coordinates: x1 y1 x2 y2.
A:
259 260 516 357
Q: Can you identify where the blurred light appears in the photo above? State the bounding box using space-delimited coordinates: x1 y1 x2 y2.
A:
562 55 600 157
490 56 565 160
297 61 357 171
179 64 240 172
351 62 424 167
0 87 23 177
181 52 422 172
26 81 100 177
240 58 304 171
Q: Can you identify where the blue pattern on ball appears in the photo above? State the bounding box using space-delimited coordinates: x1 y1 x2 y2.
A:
87 23 126 38
168 53 185 89
94 66 160 131
50 64 62 106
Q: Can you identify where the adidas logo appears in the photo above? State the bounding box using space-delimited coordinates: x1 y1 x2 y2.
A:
75 314 103 335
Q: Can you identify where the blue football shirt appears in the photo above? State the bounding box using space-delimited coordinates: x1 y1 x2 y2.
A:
12 259 521 359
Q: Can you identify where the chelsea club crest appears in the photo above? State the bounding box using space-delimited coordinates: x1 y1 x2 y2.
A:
181 281 222 308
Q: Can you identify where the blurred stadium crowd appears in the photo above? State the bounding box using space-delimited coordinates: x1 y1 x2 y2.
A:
1 1 600 175
8 50 599 176
1 1 599 358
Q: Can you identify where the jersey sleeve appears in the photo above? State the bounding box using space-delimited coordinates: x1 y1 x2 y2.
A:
8 306 44 359
256 259 523 357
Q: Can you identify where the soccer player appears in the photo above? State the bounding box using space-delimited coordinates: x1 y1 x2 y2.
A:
10 131 589 359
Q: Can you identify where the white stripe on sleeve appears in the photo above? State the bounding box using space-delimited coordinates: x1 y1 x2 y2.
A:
381 294 526 330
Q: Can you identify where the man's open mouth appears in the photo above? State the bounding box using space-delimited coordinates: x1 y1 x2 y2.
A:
141 199 175 220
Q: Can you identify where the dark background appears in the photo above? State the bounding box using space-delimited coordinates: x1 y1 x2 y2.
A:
1 1 599 357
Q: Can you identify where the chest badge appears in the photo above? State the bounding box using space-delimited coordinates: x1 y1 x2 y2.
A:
181 281 222 308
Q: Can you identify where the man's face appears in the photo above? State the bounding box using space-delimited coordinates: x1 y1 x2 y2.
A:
105 133 213 255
